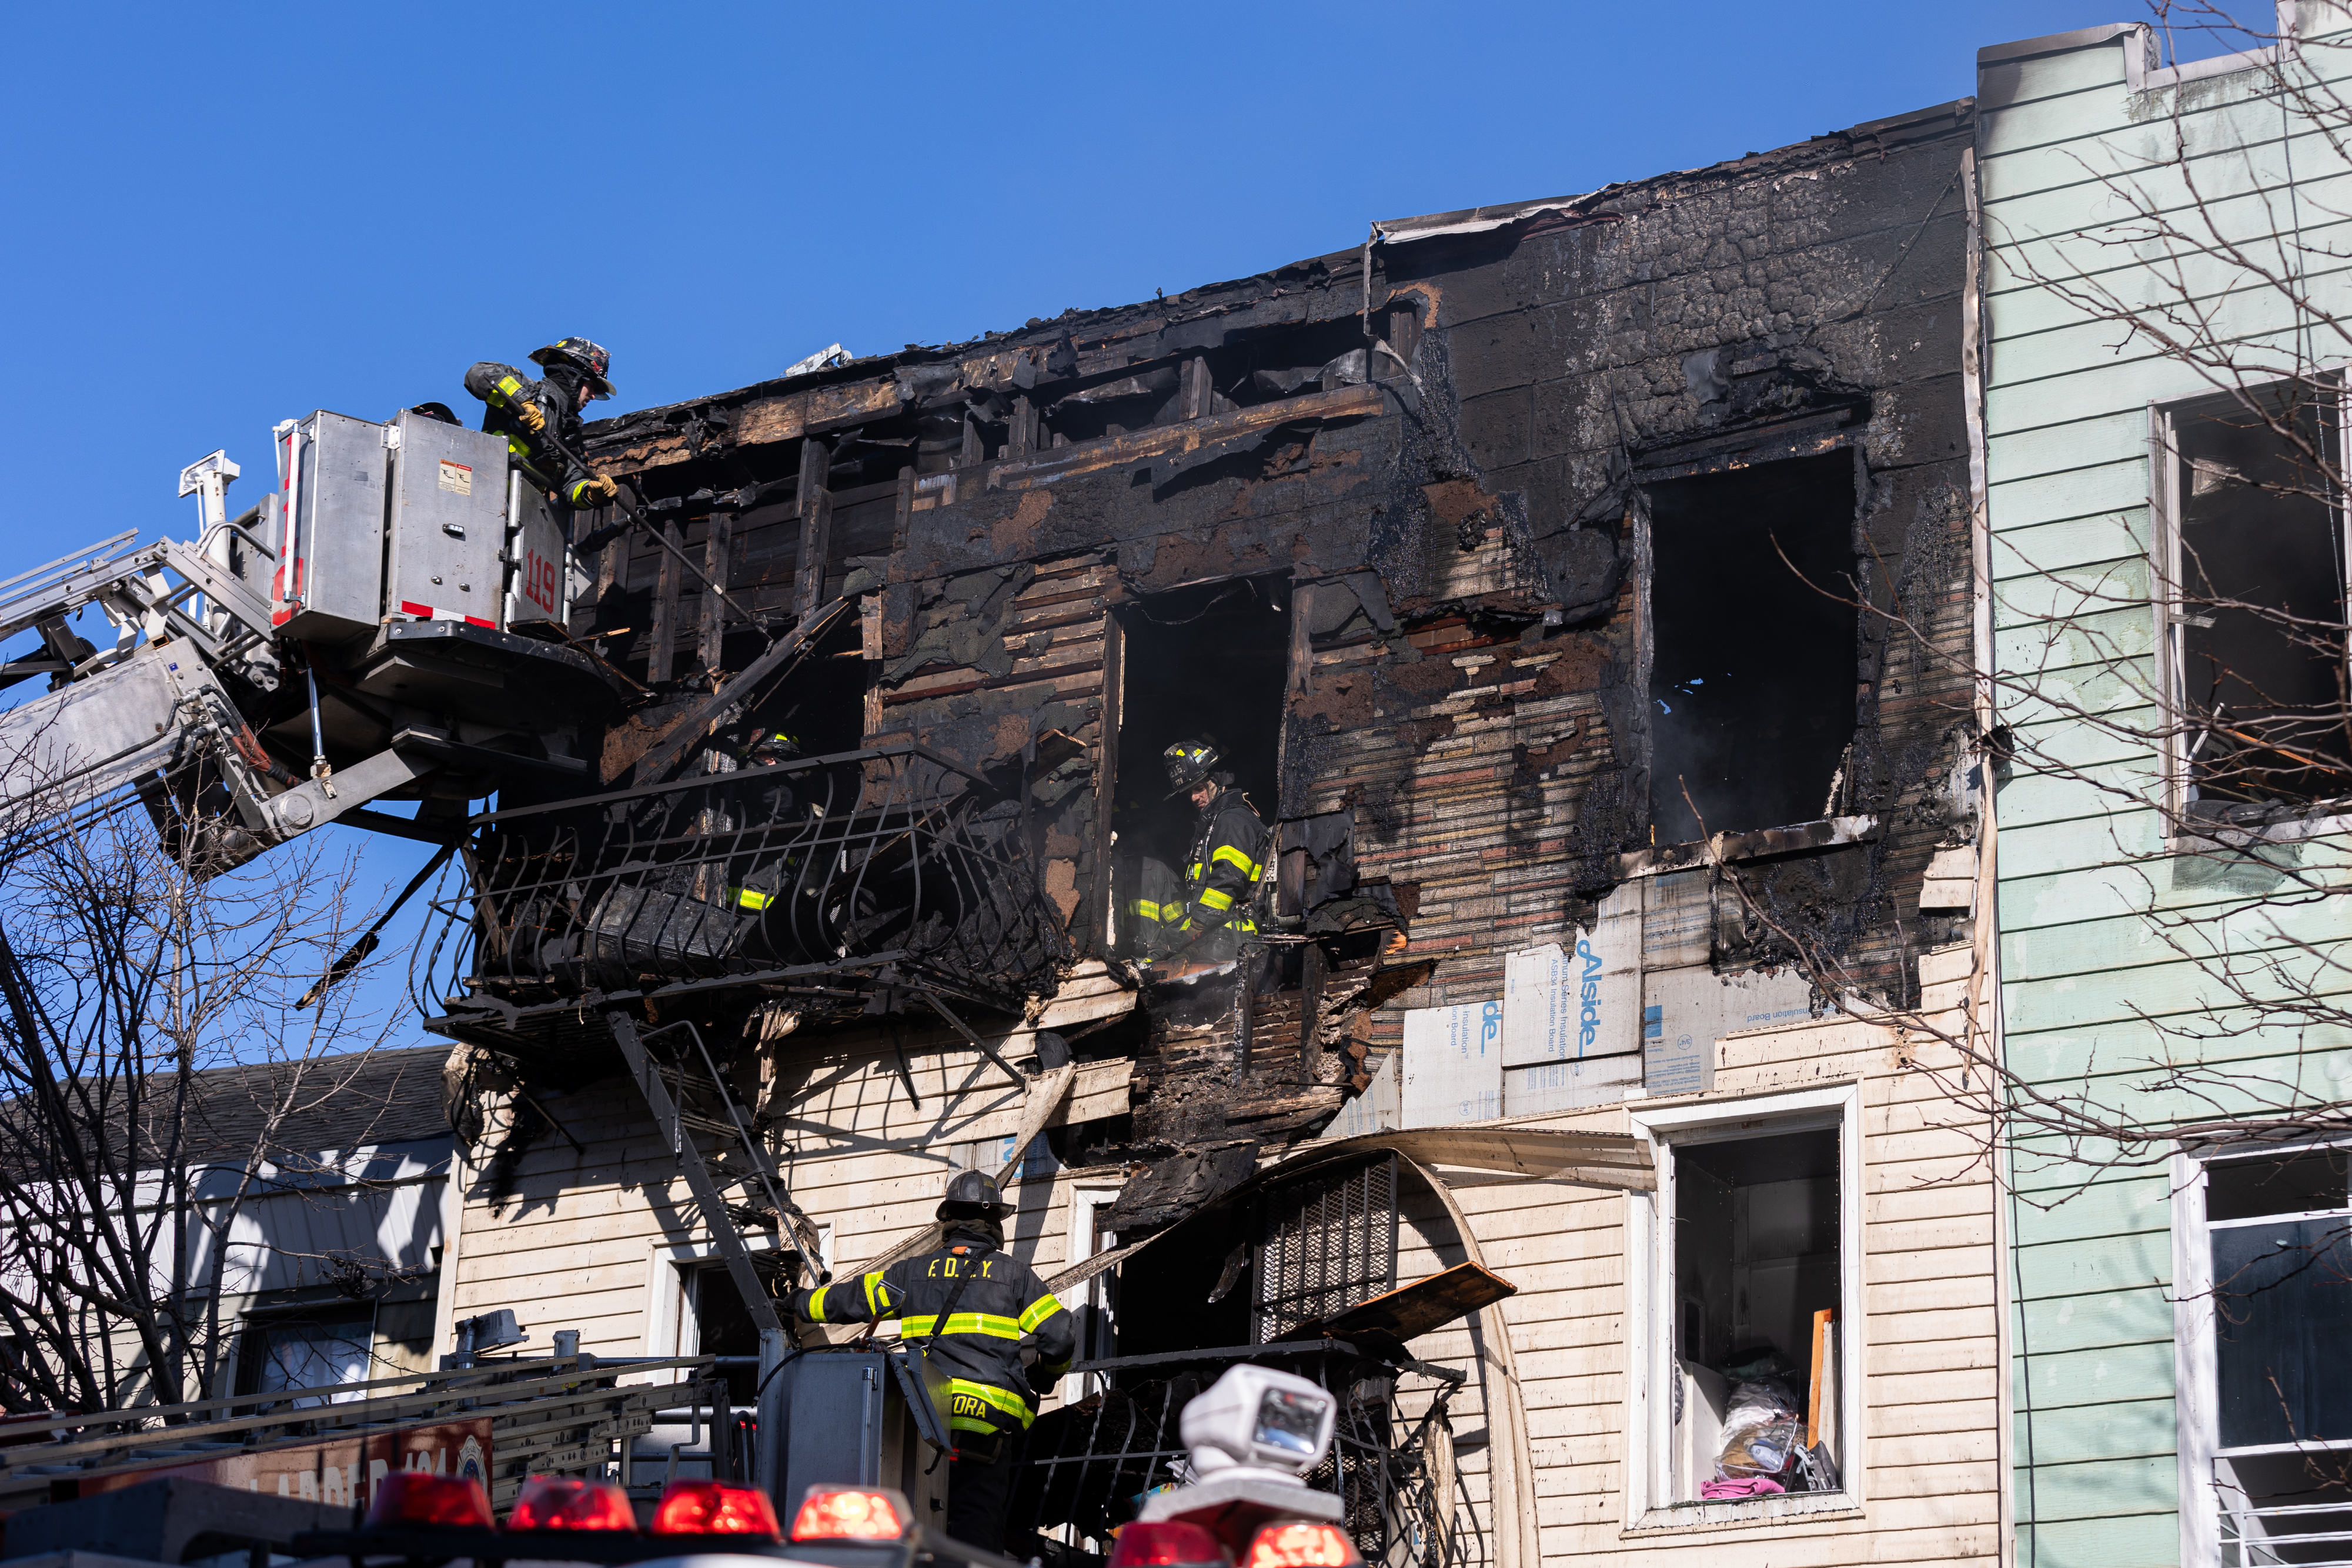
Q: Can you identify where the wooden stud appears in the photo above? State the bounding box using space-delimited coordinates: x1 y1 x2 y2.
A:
697 511 731 671
960 413 983 468
1299 940 1327 1077
1182 357 1211 421
1388 302 1422 367
794 439 832 622
649 520 682 684
892 465 915 556
1090 614 1124 955
1010 396 1035 459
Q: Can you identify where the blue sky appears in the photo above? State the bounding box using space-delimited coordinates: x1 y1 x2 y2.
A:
0 2 2179 1041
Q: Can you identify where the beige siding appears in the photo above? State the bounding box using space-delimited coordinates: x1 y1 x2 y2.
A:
449 962 1998 1568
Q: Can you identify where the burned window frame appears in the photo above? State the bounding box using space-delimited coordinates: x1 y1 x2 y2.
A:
1626 1085 1863 1523
2150 377 2352 838
2171 1136 2352 1568
1631 444 1867 854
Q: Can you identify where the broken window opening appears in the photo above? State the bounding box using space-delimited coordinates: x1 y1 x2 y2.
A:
1667 1125 1844 1502
1108 575 1291 962
2161 382 2352 818
680 1261 762 1407
1644 452 1858 845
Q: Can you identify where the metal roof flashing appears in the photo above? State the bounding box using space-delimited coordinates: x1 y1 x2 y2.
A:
1977 22 2143 66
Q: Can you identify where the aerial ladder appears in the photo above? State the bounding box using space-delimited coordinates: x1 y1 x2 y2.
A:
0 407 616 865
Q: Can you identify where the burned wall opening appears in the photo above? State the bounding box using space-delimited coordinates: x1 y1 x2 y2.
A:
1645 452 1857 844
1111 575 1290 933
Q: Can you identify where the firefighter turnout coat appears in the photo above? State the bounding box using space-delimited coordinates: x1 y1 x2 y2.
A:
462 362 605 509
790 1225 1075 1439
1180 788 1266 960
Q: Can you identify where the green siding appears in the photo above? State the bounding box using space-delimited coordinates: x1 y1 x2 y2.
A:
1982 21 2352 1564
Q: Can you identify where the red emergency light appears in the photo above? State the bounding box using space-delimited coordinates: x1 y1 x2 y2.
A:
508 1475 637 1532
363 1472 495 1531
1241 1522 1361 1568
789 1485 911 1543
651 1477 782 1540
1108 1518 1232 1567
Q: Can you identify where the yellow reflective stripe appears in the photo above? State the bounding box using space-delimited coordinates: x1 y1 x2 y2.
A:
861 1271 889 1315
1198 887 1234 912
494 375 526 404
897 1312 1022 1340
734 887 773 911
947 1378 1035 1426
1018 1294 1063 1333
1211 844 1262 877
804 1283 830 1319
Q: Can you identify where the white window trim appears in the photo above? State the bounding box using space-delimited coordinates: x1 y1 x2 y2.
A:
640 1226 828 1360
2147 377 2352 845
2171 1141 2352 1568
1065 1185 1123 1400
1623 1083 1865 1532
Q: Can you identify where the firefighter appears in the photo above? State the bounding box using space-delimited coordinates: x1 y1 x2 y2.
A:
1161 738 1266 962
1115 841 1184 961
790 1170 1073 1553
462 338 626 537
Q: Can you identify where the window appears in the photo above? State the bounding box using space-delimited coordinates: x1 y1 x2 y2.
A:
2176 1143 2352 1566
1629 1087 1860 1520
233 1306 376 1406
664 1225 828 1409
1107 575 1291 960
1066 1186 1122 1396
2156 382 2352 827
1643 453 1858 844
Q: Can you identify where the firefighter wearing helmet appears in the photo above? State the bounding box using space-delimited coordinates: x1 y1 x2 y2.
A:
1161 738 1266 963
463 338 628 541
790 1169 1073 1553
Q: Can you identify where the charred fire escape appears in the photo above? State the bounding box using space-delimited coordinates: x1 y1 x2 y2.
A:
418 449 1074 1352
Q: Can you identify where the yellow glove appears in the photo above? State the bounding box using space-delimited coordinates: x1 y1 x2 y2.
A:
584 474 619 503
515 400 547 434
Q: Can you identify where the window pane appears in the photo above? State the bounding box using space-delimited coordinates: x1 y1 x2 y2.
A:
2209 1149 2350 1222
251 1318 373 1407
2171 385 2350 810
2211 1217 2352 1447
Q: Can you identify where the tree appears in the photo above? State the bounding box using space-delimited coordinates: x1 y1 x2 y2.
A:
0 766 407 1416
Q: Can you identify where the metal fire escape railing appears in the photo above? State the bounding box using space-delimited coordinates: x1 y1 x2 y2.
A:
417 741 1072 1359
426 741 1070 1049
1014 1342 1476 1568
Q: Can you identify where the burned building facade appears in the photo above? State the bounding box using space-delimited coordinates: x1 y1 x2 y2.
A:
433 98 2004 1564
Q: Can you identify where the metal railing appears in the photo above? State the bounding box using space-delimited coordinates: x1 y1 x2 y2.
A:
1010 1342 1478 1568
436 742 1068 1026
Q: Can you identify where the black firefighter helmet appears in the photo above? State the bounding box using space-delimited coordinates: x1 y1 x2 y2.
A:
938 1168 1014 1221
1162 738 1220 799
530 337 615 400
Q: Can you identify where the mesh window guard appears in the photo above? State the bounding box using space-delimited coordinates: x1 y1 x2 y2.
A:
1254 1155 1401 1343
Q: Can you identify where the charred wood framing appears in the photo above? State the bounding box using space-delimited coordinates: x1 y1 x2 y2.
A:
430 96 1982 1318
